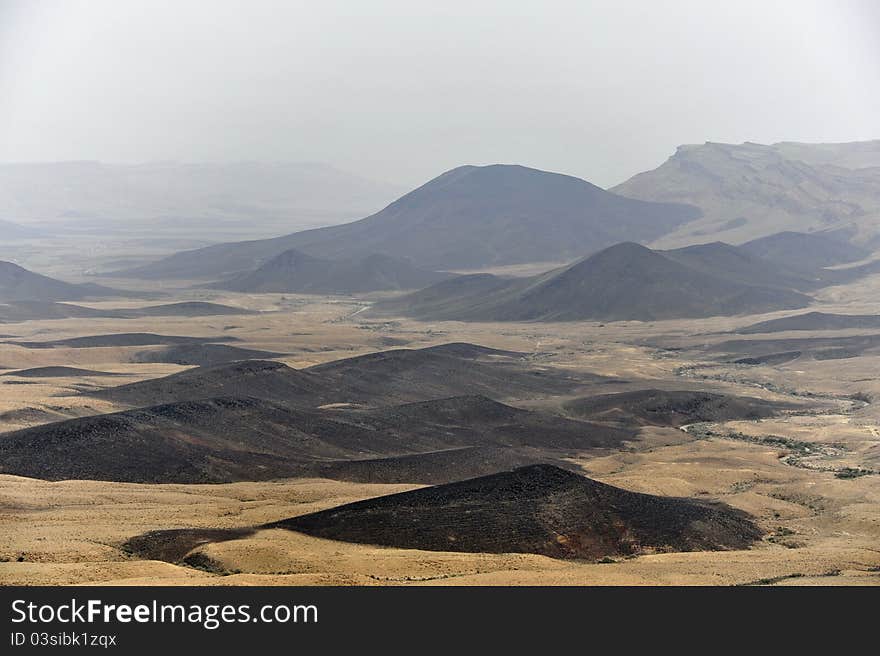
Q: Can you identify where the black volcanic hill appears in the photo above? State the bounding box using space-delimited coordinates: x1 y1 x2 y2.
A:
375 242 813 322
8 333 238 349
344 395 633 453
302 345 588 402
737 311 880 334
110 164 701 279
662 241 820 291
0 397 374 483
123 302 255 317
0 261 121 302
741 231 870 271
1 366 127 378
309 447 545 485
563 389 796 427
416 342 524 359
0 301 128 322
0 301 253 323
273 465 762 559
88 344 596 409
732 352 803 366
89 360 337 408
1 394 630 483
725 231 880 289
211 249 453 294
131 343 284 366
668 239 880 291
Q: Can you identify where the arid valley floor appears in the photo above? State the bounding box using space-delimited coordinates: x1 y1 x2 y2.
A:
2 272 879 586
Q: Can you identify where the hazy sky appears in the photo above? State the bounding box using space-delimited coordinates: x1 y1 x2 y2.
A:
1 0 878 188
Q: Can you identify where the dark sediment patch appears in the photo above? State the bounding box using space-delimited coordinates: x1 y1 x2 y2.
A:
122 528 257 563
733 352 802 366
710 334 880 361
810 348 863 361
7 333 239 349
737 311 880 334
416 343 525 359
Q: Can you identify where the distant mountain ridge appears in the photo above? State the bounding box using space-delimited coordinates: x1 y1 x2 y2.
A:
662 241 818 291
110 164 701 279
0 160 401 225
0 260 122 302
739 231 871 270
373 241 813 322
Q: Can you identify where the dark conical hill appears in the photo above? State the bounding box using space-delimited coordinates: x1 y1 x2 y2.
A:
274 465 762 559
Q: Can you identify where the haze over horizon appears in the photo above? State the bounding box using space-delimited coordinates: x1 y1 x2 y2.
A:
1 0 878 189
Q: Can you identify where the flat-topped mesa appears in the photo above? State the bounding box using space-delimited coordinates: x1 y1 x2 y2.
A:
613 140 880 247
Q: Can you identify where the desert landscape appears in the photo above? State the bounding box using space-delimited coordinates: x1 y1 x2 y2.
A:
1 140 879 586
